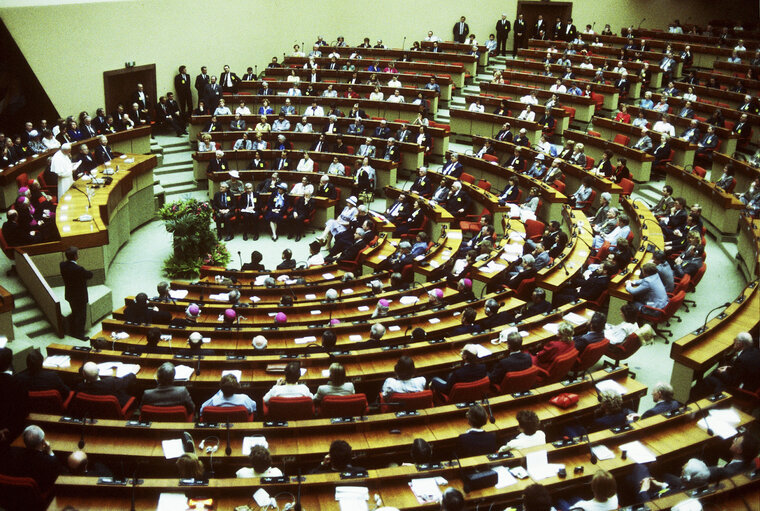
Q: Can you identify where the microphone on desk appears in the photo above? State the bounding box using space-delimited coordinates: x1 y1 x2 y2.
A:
237 251 243 269
558 257 570 276
482 394 496 424
586 433 598 464
584 370 602 402
402 36 407 50
70 184 92 208
690 399 713 436
638 18 646 29
129 464 139 511
78 411 89 449
294 467 303 511
694 302 731 335
195 354 202 376
225 418 232 456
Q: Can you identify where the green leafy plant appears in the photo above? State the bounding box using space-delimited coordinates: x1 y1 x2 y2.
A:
159 198 229 278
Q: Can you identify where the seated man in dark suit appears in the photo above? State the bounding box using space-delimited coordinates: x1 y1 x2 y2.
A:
311 440 366 474
140 362 195 416
514 288 553 322
702 332 760 394
212 181 235 241
573 311 607 354
443 181 471 219
449 307 483 336
456 404 497 456
709 434 760 480
0 425 59 494
0 347 29 448
2 209 39 246
124 292 172 324
628 382 681 421
479 298 515 331
441 153 464 178
139 327 172 355
553 261 614 307
276 248 296 270
14 349 70 396
488 332 533 385
76 361 136 407
409 167 432 196
430 344 487 395
206 150 229 175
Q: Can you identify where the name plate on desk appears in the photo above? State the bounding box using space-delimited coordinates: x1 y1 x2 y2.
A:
226 355 246 360
279 353 299 359
194 422 219 429
487 451 515 461
428 339 445 345
708 392 726 402
174 354 192 360
381 344 405 351
260 476 289 484
662 407 688 418
121 351 141 357
97 477 128 486
340 471 368 479
264 421 288 427
330 417 356 424
179 478 209 486
512 390 533 398
552 438 578 447
455 401 478 409
73 346 92 352
59 416 97 425
169 324 186 329
395 410 419 417
610 424 633 434
125 420 151 428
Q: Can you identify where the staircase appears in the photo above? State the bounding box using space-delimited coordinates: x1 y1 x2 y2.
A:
151 136 206 203
11 289 56 340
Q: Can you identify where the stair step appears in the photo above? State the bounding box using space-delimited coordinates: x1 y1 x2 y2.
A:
24 324 55 339
155 162 193 174
163 145 192 155
165 189 209 201
14 310 46 328
13 295 37 313
157 173 196 189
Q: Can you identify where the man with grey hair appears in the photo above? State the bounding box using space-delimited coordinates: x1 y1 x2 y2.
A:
2 425 60 494
367 323 386 346
703 332 760 394
628 382 681 421
384 137 400 162
76 360 135 406
93 134 115 164
630 457 710 503
140 362 195 416
212 181 235 241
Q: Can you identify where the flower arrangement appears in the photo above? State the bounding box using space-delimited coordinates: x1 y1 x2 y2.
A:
159 198 230 278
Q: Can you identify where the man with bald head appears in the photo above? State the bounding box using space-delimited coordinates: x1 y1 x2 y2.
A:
76 360 135 406
65 450 112 477
140 362 195 415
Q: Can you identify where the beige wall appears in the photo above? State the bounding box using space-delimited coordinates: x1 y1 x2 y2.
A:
2 0 756 116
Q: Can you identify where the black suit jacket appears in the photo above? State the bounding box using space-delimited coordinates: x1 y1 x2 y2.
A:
14 369 70 396
445 190 471 217
578 274 611 300
457 430 497 456
727 347 760 390
489 352 533 384
1 447 59 492
174 73 192 94
60 260 92 303
76 374 135 406
207 157 230 174
195 73 210 94
442 363 487 393
573 330 606 354
213 190 234 211
410 176 432 196
276 259 296 270
93 144 115 164
496 18 511 36
315 182 337 199
0 373 28 447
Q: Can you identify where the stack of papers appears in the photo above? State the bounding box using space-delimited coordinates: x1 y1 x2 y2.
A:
409 477 443 504
242 436 268 454
161 438 185 459
618 441 657 463
249 296 261 302
96 362 140 378
168 289 189 300
357 305 370 312
322 273 335 279
492 466 518 488
110 331 129 340
563 312 588 326
399 295 419 305
174 365 195 381
591 445 615 461
253 275 270 286
304 294 317 300
481 262 507 273
43 355 71 368
388 325 401 332
157 493 188 511
208 293 229 301
294 335 317 345
343 288 354 294
698 409 741 439
543 323 560 334
335 486 369 511
526 450 565 481
474 344 492 358
277 275 290 282
595 379 628 396
508 231 526 241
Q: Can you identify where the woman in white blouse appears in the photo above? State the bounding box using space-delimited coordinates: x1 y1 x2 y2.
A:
381 356 426 398
296 151 314 172
290 176 311 196
369 86 384 101
387 90 405 103
42 130 61 150
682 86 698 102
286 69 301 83
317 195 359 245
235 101 251 115
498 410 546 452
518 104 536 122
197 133 214 152
213 99 231 116
236 446 283 478
327 156 346 176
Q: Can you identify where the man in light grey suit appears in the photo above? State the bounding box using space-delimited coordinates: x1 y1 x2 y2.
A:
625 263 668 311
633 127 653 152
140 362 195 416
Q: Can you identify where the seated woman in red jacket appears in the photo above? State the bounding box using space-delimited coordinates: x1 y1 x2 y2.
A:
615 104 632 124
533 321 576 371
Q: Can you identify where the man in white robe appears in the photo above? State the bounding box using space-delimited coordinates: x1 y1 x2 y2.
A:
50 143 81 198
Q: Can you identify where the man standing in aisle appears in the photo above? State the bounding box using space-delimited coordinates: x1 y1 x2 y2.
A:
60 246 93 340
174 65 193 122
513 13 527 57
495 14 511 56
195 66 210 106
453 16 470 43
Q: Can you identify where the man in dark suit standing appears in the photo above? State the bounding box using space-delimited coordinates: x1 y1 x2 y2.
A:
60 246 92 340
140 362 195 416
513 13 527 57
456 405 497 456
203 76 223 110
0 348 28 449
533 14 546 38
495 14 511 56
194 66 210 106
174 65 193 121
488 332 533 385
132 83 150 120
220 64 241 94
453 16 470 43
564 18 577 41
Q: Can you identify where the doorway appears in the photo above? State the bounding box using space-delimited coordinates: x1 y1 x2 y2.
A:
517 1 573 39
103 64 156 117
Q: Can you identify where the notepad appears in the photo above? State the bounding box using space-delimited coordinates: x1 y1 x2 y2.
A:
162 438 185 459
698 417 737 439
209 293 230 301
310 310 322 315
388 325 401 332
342 288 354 294
222 370 242 380
474 344 492 358
157 493 188 511
493 466 518 488
591 445 615 461
168 289 189 299
174 365 195 381
595 379 628 396
96 362 140 378
111 331 129 340
43 355 71 368
399 295 419 305
563 312 588 325
305 294 317 300
336 486 370 511
428 317 440 324
542 323 560 334
357 305 370 311
349 334 363 342
619 441 656 463
250 296 261 302
294 336 317 345
409 477 442 504
322 273 335 279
